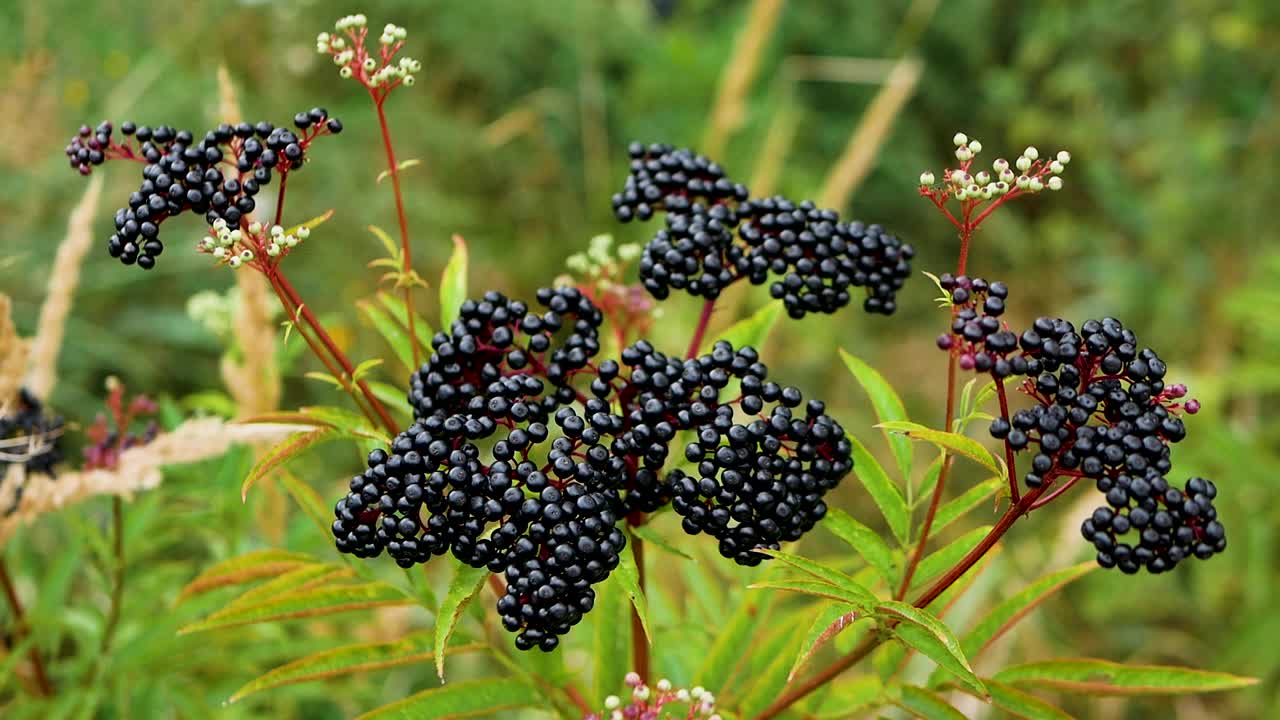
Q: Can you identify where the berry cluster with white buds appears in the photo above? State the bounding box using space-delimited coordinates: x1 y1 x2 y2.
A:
586 673 720 720
316 15 421 93
919 133 1070 205
197 219 310 270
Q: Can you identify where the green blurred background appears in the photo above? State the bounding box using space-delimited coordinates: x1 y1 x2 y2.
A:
2 0 1278 717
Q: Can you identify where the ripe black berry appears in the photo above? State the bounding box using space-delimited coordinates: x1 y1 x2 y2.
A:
1082 475 1225 574
611 143 750 223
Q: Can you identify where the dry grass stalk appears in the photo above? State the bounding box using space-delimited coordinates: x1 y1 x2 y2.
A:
0 295 31 412
702 0 786 158
816 57 923 210
26 176 103 399
217 64 243 125
0 419 309 544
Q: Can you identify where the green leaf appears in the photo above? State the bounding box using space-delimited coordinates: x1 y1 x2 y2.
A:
593 568 632 701
179 581 412 634
303 371 346 390
229 634 484 703
695 572 780 689
754 549 877 609
359 299 415 371
376 291 433 352
351 358 384 383
242 429 338 501
915 452 946 508
876 420 1005 480
848 434 910 545
368 224 401 261
750 580 877 607
630 524 694 561
434 561 489 681
356 678 542 720
282 208 335 238
615 531 651 643
814 674 884 718
737 614 810 717
376 158 422 185
822 507 898 587
176 549 315 601
959 562 1096 660
994 659 1258 696
296 405 391 443
959 679 1075 719
713 301 783 353
220 564 354 615
933 477 1004 535
839 348 912 482
896 685 967 719
789 602 867 681
279 471 334 537
878 600 985 697
910 526 991 591
439 234 468 330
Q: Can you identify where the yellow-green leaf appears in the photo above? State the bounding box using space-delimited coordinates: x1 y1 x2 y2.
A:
879 600 985 697
375 158 422 185
848 433 909 545
359 299 415 372
750 580 876 607
176 549 314 602
896 685 966 719
219 564 353 615
356 678 542 720
615 531 651 643
953 678 1075 719
229 634 484 703
823 507 898 587
283 208 335 238
910 526 991 592
712 301 783 354
630 524 694 561
876 420 1004 480
242 429 338 501
789 602 867 681
961 562 1096 660
434 560 489 681
439 234 469 330
814 674 884 718
368 224 400 261
351 357 384 383
179 581 412 634
933 477 1004 535
994 659 1258 696
755 549 876 609
280 470 338 537
839 348 913 481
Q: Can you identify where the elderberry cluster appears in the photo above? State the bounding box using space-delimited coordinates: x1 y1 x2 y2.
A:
67 109 341 269
613 143 914 317
1081 476 1225 574
934 274 1020 375
1 390 64 515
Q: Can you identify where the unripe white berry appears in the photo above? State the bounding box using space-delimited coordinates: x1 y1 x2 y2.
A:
339 66 353 79
297 226 311 239
999 168 1015 184
968 139 982 153
271 225 284 236
993 158 1009 172
267 244 281 257
952 132 968 147
950 169 968 184
285 235 299 248
676 689 691 701
1016 175 1030 189
1048 176 1063 190
1015 156 1032 172
1056 150 1071 164
919 171 935 186
975 171 990 185
955 147 972 161
656 679 672 692
954 187 968 200
248 221 262 234
228 255 242 268
239 249 254 261
403 75 416 86
1050 160 1064 174
1023 146 1039 160
363 57 377 71
966 183 980 197
604 696 620 710
1029 178 1044 192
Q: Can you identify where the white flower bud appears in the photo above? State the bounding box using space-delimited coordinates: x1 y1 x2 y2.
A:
1056 150 1071 164
362 57 377 72
339 66 353 79
919 171 935 186
974 171 990 185
966 183 980 197
229 229 243 242
954 186 968 200
1048 176 1063 191
955 147 972 161
271 225 284 236
285 235 299 248
213 217 228 230
331 37 345 50
949 169 968 185
1023 146 1039 160
633 685 650 701
403 75 416 86
952 132 968 147
604 696 620 710
656 679 672 692
248 221 262 234
317 32 330 43
994 181 1009 194
676 689 691 702
692 686 706 699
992 158 1009 172
968 139 983 153
239 249 254 261
1029 178 1044 192
1016 175 1030 189
1050 160 1064 174
999 168 1015 184
1015 155 1032 172
297 226 311 239
267 244 281 257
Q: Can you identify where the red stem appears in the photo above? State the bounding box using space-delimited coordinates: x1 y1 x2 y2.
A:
627 511 650 681
896 355 957 598
372 98 421 367
994 377 1020 503
273 171 289 227
686 299 717 359
0 558 53 696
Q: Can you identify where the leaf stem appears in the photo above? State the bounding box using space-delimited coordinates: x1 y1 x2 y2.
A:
686 298 717 359
0 557 53 696
372 98 421 367
896 355 957 598
100 497 125 654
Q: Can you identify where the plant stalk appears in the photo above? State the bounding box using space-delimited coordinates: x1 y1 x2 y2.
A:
686 299 717 359
0 557 53 696
372 99 421 367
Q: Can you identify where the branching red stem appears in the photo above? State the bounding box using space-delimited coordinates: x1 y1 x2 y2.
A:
371 98 421 367
686 299 717 359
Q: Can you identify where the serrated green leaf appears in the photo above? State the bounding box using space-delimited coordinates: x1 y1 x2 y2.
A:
755 549 877 609
879 600 985 697
839 348 912 482
176 549 315 601
295 405 391 443
630 523 694 561
279 471 333 537
439 235 469 330
994 659 1258 696
359 299 415 371
356 677 542 719
750 580 876 607
179 582 412 634
960 679 1075 719
789 602 867 681
229 634 484 703
713 301 783 353
434 561 489 681
896 685 966 719
242 429 338 501
877 420 1005 480
848 434 910 545
822 507 898 587
910 526 991 592
221 564 354 615
616 531 651 643
961 562 1096 660
933 477 1003 535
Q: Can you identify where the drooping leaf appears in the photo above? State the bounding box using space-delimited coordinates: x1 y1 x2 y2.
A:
822 507 898 587
933 477 1004 535
351 358 385 384
630 523 694 561
960 562 1096 659
847 434 910 545
754 549 877 609
179 582 412 634
356 678 542 719
279 471 334 537
713 301 783 353
615 531 651 643
296 405 391 443
176 550 314 601
910 526 992 592
993 659 1258 696
282 208 335 238
229 634 483 703
895 685 967 719
789 602 867 681
953 679 1075 719
359 299 415 371
220 564 353 614
839 348 913 481
434 561 489 681
876 420 1005 480
878 600 985 697
439 234 468 330
375 158 422 185
750 580 876 607
368 224 401 260
242 429 338 501
593 568 632 702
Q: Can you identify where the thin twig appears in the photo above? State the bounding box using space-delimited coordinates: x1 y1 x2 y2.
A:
686 299 717 360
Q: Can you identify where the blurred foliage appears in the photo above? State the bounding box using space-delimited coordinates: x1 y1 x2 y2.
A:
1 0 1278 718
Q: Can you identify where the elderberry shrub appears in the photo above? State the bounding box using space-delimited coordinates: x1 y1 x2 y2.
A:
613 142 915 317
66 109 342 269
0 389 64 515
